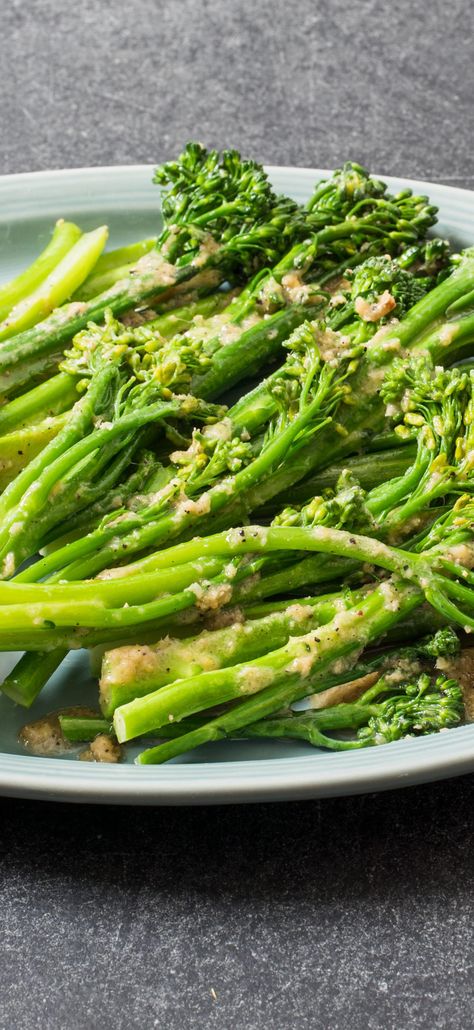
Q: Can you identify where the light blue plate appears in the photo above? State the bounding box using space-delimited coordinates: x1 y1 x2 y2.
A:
0 165 473 805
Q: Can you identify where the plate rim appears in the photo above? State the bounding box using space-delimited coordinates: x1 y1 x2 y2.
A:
0 725 473 805
0 162 473 804
1 162 474 200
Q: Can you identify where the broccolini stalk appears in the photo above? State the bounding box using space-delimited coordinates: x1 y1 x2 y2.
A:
59 714 113 741
0 611 202 653
0 413 70 492
241 596 446 643
99 587 368 716
0 555 267 644
276 442 417 508
0 347 70 401
0 650 69 707
8 502 471 632
0 383 224 576
73 237 157 300
0 373 79 437
0 226 108 342
0 145 297 394
0 220 82 321
128 579 422 752
57 712 220 741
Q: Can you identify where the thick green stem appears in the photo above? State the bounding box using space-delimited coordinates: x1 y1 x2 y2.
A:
100 587 366 716
0 414 69 492
74 238 156 300
0 649 68 707
59 715 113 741
0 220 82 321
190 302 322 399
243 703 376 740
0 227 108 342
0 250 221 393
132 580 421 756
0 349 65 400
280 444 417 505
0 373 79 437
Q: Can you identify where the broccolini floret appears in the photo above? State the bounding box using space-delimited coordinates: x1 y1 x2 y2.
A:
242 671 464 751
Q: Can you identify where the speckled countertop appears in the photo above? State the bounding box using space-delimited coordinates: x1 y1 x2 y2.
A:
1 1 473 1027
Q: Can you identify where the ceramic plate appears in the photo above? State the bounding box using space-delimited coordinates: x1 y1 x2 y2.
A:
0 164 473 805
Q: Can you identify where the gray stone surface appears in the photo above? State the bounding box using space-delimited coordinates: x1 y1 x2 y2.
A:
1 0 474 1027
1 782 474 1030
2 0 473 187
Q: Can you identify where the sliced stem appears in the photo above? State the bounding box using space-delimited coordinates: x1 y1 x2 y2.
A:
0 220 82 321
0 649 67 707
0 226 108 341
59 715 113 741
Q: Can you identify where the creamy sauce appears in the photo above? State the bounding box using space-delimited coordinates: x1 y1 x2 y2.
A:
355 291 396 322
189 581 233 612
80 734 121 763
237 665 275 694
19 706 97 757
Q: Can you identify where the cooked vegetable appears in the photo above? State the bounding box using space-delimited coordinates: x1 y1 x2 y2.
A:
0 143 472 768
0 219 82 322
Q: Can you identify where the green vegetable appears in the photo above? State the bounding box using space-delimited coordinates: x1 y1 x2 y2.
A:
0 649 68 707
242 673 463 750
59 714 112 741
99 588 368 715
131 581 421 757
0 226 108 342
0 145 298 396
74 237 157 300
0 145 472 767
0 220 82 321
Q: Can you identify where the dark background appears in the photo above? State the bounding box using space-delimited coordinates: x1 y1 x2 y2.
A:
1 1 474 1027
